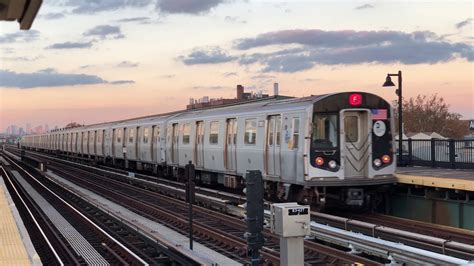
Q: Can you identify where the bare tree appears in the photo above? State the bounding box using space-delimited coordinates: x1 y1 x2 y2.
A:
393 94 468 138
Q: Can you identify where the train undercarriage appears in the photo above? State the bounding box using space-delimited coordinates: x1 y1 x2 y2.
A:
29 147 391 211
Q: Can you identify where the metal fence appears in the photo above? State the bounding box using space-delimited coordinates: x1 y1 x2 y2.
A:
396 139 474 169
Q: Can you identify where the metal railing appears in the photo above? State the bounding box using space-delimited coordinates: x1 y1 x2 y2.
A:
396 139 474 169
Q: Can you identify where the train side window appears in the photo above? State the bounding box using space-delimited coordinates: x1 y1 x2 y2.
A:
143 128 148 143
117 129 122 143
182 123 191 144
244 119 257 145
291 118 300 149
209 121 219 144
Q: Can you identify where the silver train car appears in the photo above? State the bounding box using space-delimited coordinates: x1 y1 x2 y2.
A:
21 92 396 208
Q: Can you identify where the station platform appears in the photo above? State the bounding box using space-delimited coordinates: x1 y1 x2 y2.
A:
395 167 474 191
0 173 40 266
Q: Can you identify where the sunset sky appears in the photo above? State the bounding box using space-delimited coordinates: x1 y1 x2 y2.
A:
1 0 473 131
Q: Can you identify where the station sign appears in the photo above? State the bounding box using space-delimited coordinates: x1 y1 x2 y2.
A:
470 120 474 131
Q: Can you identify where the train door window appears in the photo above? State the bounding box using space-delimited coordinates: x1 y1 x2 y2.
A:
97 131 101 143
129 128 134 143
143 127 149 143
268 119 274 146
312 114 338 149
209 121 219 145
117 129 122 143
153 126 160 143
344 116 359 143
182 123 191 144
276 116 281 146
244 119 257 145
291 118 300 149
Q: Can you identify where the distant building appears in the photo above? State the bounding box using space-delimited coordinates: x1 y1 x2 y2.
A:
186 84 273 110
395 132 446 140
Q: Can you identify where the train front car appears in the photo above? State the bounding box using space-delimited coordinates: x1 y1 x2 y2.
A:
306 92 396 209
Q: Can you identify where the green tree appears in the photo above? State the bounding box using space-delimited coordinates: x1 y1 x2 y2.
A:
393 94 468 138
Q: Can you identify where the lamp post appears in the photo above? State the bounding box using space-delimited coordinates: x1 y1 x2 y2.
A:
383 70 403 166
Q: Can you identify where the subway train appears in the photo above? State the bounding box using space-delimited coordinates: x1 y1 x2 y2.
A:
20 91 396 209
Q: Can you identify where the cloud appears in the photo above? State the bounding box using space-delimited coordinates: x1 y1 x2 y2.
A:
39 12 65 19
116 17 151 23
355 4 374 10
0 30 40 43
225 16 246 24
64 0 150 14
251 74 275 79
230 29 474 72
47 41 94 49
1 56 40 62
179 47 237 65
223 72 237 77
83 25 124 39
160 74 176 78
192 85 229 90
117 61 139 67
0 69 134 88
110 80 135 85
455 18 473 29
156 0 225 14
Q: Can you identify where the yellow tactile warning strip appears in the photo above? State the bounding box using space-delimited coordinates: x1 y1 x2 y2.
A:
0 185 31 266
396 173 474 191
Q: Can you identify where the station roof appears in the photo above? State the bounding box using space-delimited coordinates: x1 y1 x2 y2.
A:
0 0 42 30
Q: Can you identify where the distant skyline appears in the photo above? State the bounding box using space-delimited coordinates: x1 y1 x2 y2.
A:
1 0 473 129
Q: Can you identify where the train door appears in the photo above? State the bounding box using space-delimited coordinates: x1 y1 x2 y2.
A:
100 130 105 156
112 129 116 157
225 119 237 171
195 121 205 167
135 126 140 160
266 115 282 176
151 126 157 162
342 111 369 177
171 124 179 164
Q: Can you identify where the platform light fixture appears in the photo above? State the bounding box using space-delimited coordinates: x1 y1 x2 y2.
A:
382 70 403 166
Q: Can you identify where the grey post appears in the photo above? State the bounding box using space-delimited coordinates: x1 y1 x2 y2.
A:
270 203 310 266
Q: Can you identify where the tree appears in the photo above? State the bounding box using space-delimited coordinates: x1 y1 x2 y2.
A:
393 94 468 139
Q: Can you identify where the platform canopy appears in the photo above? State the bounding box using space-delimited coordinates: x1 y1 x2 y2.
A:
0 0 42 30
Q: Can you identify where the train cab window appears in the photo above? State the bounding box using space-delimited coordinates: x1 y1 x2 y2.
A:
182 124 191 144
143 128 149 143
344 116 359 143
244 119 257 145
209 122 219 144
312 114 338 149
129 128 134 143
291 118 300 149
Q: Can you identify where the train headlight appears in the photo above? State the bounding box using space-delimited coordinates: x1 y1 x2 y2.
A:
373 159 382 167
315 157 324 166
328 160 337 169
382 155 391 164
